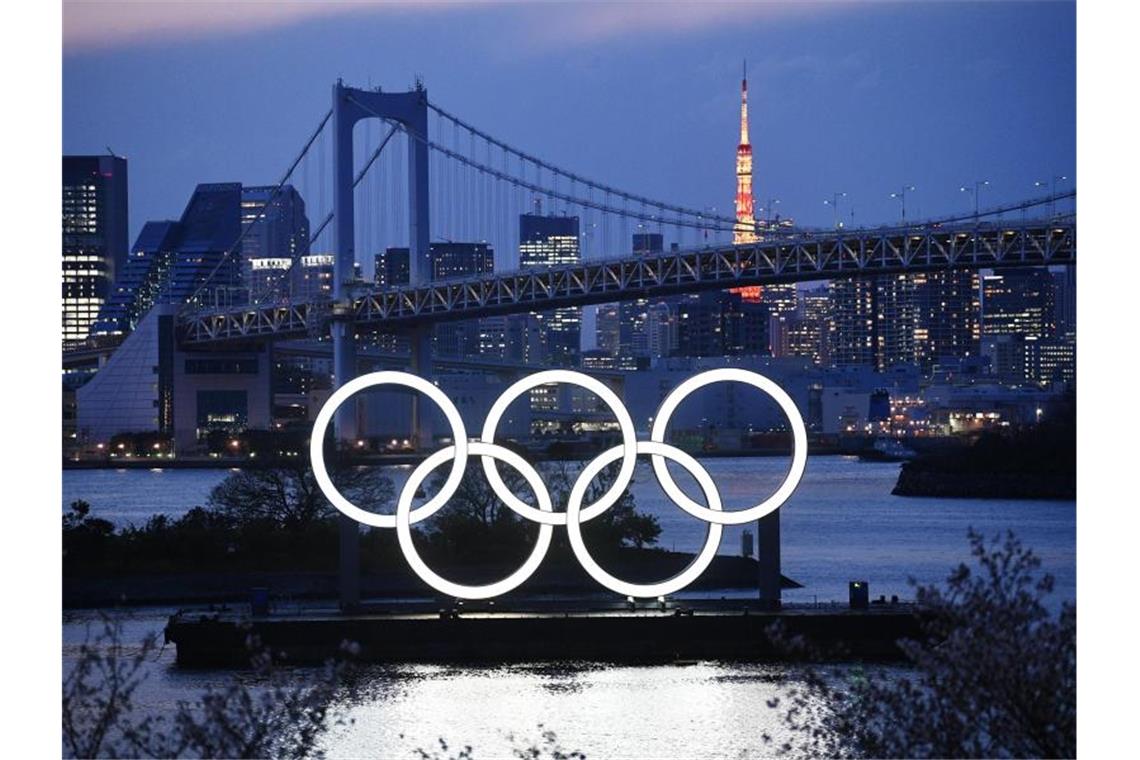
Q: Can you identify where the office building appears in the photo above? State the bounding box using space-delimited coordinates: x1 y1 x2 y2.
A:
375 247 410 287
63 155 128 344
241 185 309 303
519 214 581 366
429 242 494 280
982 268 1056 339
675 291 769 357
91 221 178 337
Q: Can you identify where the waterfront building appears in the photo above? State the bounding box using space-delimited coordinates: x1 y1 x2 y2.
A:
912 269 981 375
63 155 128 344
519 213 581 366
828 276 916 371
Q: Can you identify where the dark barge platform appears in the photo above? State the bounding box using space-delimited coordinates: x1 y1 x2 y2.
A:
164 600 923 668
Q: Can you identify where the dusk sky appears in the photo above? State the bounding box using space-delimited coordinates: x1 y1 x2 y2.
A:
63 0 1075 249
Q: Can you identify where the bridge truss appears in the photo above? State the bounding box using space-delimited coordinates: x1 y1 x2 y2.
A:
180 217 1075 346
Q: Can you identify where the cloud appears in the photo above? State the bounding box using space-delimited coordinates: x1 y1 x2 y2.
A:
64 0 854 55
63 0 477 53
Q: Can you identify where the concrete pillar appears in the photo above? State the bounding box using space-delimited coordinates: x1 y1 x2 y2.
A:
757 508 781 610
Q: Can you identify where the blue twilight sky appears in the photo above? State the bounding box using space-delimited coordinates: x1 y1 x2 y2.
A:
63 0 1075 251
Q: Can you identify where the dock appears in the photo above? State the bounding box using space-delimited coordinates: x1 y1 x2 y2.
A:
164 600 923 667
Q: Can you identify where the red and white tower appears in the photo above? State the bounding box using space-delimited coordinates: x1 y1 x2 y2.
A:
734 62 758 246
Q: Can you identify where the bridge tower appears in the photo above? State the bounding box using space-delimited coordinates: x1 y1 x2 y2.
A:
331 80 432 609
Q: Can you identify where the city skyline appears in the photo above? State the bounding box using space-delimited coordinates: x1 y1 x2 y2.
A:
64 1 1075 249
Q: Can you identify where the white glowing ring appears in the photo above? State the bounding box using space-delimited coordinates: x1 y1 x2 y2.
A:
566 440 723 598
309 371 468 528
649 368 807 525
395 442 554 600
480 370 637 525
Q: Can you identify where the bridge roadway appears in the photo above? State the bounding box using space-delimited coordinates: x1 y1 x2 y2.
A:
179 217 1075 346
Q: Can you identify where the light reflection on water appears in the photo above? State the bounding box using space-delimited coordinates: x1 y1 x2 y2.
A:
62 456 1073 757
320 660 803 759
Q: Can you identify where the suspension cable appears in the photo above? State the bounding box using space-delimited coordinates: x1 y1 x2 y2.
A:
184 108 333 309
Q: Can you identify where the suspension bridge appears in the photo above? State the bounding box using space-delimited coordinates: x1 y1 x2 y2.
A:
172 81 1075 346
72 80 1076 452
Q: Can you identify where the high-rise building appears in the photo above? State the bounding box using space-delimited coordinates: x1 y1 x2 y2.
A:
1052 267 1076 336
595 303 621 355
375 247 410 287
241 186 309 304
981 268 1056 339
784 288 830 366
478 313 547 365
426 242 495 357
828 276 916 370
165 183 244 305
912 269 980 374
873 274 916 371
595 233 667 357
645 301 678 358
92 221 178 337
429 242 494 280
292 254 336 301
63 155 128 344
519 214 581 366
827 279 874 367
675 291 769 357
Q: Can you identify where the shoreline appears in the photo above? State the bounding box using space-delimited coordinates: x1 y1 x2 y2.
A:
63 551 782 609
62 448 877 470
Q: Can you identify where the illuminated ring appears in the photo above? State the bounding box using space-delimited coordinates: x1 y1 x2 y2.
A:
481 370 637 525
310 371 468 528
395 442 554 600
565 441 723 598
649 368 807 525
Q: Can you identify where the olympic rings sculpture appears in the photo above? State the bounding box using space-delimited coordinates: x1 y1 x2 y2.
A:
310 368 807 600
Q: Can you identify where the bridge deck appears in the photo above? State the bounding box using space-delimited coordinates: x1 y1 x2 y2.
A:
178 218 1074 346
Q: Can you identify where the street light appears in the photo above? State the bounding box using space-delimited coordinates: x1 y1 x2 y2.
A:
1036 175 1069 218
762 198 781 226
824 192 848 229
959 180 990 221
890 185 916 223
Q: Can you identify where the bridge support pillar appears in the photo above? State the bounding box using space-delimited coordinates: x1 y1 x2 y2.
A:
410 326 434 449
332 318 360 611
328 80 431 612
757 509 781 610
